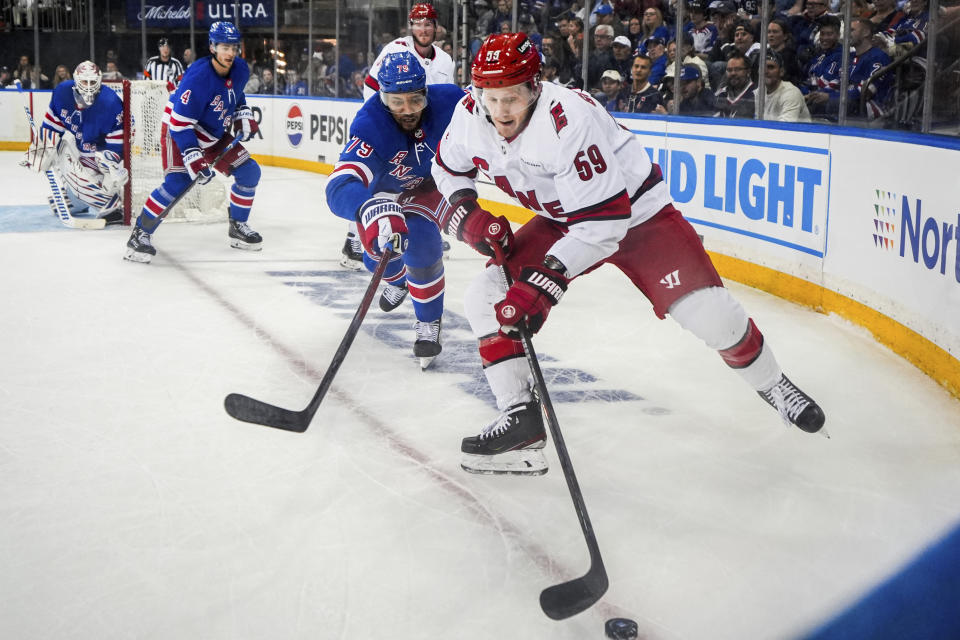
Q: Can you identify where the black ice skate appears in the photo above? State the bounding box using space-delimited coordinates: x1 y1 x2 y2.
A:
413 318 442 370
124 227 156 263
228 219 263 250
379 282 408 312
461 401 548 475
758 374 826 434
339 234 364 270
441 239 451 260
100 210 124 226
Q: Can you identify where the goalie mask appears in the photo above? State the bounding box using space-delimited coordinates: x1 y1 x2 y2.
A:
72 61 102 108
471 33 542 135
377 51 428 131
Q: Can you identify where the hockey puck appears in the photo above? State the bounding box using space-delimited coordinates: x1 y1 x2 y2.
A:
605 617 639 640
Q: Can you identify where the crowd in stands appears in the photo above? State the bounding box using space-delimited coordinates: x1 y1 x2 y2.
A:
461 0 951 126
2 0 957 130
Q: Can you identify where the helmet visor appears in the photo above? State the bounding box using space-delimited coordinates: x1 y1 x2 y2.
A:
472 83 538 120
379 90 428 116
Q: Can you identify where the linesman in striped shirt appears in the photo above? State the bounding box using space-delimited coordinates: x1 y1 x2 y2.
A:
144 38 185 89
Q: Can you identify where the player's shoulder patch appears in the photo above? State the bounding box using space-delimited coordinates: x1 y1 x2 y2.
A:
460 92 476 113
548 100 568 134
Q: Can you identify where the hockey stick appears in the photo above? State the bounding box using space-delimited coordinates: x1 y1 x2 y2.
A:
493 244 609 620
154 134 241 222
15 80 106 230
224 248 395 432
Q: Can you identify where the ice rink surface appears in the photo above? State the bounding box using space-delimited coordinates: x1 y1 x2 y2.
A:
2 155 959 639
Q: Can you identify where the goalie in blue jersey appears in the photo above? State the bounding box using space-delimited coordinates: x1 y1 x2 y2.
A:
20 61 128 225
124 21 262 263
325 52 465 369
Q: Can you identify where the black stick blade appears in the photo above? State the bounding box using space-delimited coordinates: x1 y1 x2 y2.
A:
224 393 310 432
540 566 609 620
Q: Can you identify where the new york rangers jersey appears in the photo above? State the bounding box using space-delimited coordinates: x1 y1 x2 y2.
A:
363 36 455 100
803 44 844 94
326 83 465 222
163 55 250 152
432 83 671 278
41 80 124 160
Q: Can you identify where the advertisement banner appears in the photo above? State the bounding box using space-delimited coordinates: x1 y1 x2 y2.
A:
618 116 831 279
243 95 359 169
126 0 274 28
825 135 960 358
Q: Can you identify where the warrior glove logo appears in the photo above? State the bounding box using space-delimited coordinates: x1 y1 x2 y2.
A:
659 269 681 289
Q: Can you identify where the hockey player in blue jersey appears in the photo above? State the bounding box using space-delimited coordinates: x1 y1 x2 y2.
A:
20 61 128 225
325 52 464 368
124 21 262 263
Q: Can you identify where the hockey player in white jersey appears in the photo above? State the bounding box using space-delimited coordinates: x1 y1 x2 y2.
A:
20 61 128 225
336 2 457 270
431 33 826 475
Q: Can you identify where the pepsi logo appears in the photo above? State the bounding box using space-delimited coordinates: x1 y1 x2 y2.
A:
286 104 303 147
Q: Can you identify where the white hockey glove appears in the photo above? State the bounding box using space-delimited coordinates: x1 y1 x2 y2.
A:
20 128 59 173
182 147 214 185
232 105 259 142
96 150 129 193
358 197 408 256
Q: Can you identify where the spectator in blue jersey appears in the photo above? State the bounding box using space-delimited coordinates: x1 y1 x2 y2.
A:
801 15 843 116
789 0 834 65
124 21 263 264
684 0 720 62
645 36 669 86
844 17 894 119
324 52 464 368
20 61 128 225
283 69 307 96
635 7 670 53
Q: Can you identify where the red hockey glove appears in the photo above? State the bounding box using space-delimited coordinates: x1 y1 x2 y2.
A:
440 198 512 258
358 197 408 255
495 264 568 339
182 147 214 185
232 105 259 142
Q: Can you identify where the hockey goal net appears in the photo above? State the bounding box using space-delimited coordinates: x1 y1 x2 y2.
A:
106 80 227 225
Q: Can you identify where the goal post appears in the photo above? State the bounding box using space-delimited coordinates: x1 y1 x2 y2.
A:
106 79 227 226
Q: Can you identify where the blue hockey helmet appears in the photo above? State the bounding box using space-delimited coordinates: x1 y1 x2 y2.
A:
209 21 242 46
377 51 426 94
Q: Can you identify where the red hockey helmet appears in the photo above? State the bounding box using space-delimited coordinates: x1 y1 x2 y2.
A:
408 3 438 22
471 33 541 89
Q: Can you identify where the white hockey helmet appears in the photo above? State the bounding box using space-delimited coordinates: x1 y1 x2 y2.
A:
73 61 102 107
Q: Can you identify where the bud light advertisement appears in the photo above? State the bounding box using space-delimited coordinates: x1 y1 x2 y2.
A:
126 0 274 28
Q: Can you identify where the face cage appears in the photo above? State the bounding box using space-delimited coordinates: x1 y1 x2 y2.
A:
379 89 428 116
470 78 540 120
73 80 100 107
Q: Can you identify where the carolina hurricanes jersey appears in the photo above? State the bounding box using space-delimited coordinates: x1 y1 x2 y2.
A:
363 36 455 100
432 82 671 277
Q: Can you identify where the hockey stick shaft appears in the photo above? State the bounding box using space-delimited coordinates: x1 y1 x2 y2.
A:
224 248 395 432
15 80 105 230
493 244 608 620
154 135 241 222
